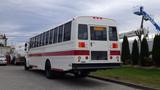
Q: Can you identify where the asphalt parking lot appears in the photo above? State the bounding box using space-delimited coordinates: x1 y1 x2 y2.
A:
0 65 140 90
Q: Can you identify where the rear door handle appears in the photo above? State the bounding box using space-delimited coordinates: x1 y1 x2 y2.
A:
90 42 92 47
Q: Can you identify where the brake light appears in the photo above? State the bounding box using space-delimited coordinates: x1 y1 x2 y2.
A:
112 43 118 48
79 42 85 48
110 51 120 55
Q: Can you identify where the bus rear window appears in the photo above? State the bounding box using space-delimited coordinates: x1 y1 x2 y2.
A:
90 26 107 41
78 24 88 40
109 27 118 41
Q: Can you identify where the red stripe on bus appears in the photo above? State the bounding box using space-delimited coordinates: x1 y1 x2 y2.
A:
29 50 89 57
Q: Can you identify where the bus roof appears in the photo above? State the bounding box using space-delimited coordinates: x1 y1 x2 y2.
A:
73 16 117 26
74 16 116 22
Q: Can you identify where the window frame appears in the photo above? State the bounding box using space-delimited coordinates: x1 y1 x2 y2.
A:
58 25 64 42
49 29 53 44
109 26 118 41
46 31 49 45
90 26 107 41
53 27 58 43
78 24 88 40
63 21 71 42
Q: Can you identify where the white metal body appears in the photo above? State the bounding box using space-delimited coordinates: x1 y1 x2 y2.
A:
26 16 121 72
0 54 7 65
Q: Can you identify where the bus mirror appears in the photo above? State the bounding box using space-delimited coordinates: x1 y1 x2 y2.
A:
25 43 27 47
25 43 27 51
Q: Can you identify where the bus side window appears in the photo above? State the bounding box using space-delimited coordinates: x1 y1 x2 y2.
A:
109 27 118 41
46 31 49 45
36 36 38 47
78 24 88 40
44 32 47 46
49 29 53 44
53 27 58 43
31 37 33 48
63 21 71 41
34 36 36 47
40 34 42 46
41 34 43 46
29 38 32 48
37 35 39 47
38 35 41 47
35 36 37 47
58 25 64 42
43 32 46 46
33 37 35 48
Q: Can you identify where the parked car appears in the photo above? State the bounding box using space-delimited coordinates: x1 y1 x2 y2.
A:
11 44 25 65
12 54 25 65
0 54 7 65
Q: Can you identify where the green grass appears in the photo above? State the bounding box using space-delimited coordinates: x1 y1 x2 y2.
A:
91 66 160 89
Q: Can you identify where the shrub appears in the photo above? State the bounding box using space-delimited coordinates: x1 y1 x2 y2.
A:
152 35 160 67
140 37 149 66
131 39 139 65
121 36 130 64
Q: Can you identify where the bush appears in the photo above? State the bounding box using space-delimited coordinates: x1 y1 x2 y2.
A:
140 37 149 66
131 39 139 65
152 35 160 67
121 36 130 64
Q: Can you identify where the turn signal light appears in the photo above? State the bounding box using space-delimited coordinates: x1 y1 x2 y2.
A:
79 42 85 48
112 43 118 48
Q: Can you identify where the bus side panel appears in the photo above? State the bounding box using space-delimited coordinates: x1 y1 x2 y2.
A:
27 47 45 70
43 21 77 71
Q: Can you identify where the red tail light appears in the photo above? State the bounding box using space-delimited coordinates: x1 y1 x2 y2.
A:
79 42 85 48
110 51 120 55
112 43 118 48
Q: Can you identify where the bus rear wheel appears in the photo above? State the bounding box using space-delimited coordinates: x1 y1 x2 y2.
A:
74 71 89 78
45 61 53 79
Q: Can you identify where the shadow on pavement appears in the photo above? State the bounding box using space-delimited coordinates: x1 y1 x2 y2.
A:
28 69 107 87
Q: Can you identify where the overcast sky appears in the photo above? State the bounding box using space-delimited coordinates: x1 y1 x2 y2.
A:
0 0 160 45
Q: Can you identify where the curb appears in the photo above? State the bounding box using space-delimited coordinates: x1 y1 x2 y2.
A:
88 75 158 90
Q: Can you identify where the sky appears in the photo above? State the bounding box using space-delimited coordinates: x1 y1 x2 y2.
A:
0 0 160 45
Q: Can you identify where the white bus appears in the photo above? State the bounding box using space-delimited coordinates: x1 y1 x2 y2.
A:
24 16 121 78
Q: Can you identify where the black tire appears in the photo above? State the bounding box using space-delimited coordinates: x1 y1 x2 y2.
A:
24 60 29 70
74 71 89 78
45 61 53 79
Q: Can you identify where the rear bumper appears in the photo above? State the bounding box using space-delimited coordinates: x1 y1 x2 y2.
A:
0 61 7 65
72 63 121 70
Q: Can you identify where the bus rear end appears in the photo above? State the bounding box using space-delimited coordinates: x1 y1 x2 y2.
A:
72 16 121 72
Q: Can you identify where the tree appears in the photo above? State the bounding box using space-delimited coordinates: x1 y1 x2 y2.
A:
121 36 130 64
140 37 149 66
131 39 139 65
152 35 160 67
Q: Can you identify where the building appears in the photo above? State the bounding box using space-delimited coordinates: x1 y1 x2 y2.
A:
0 34 11 55
0 34 7 46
